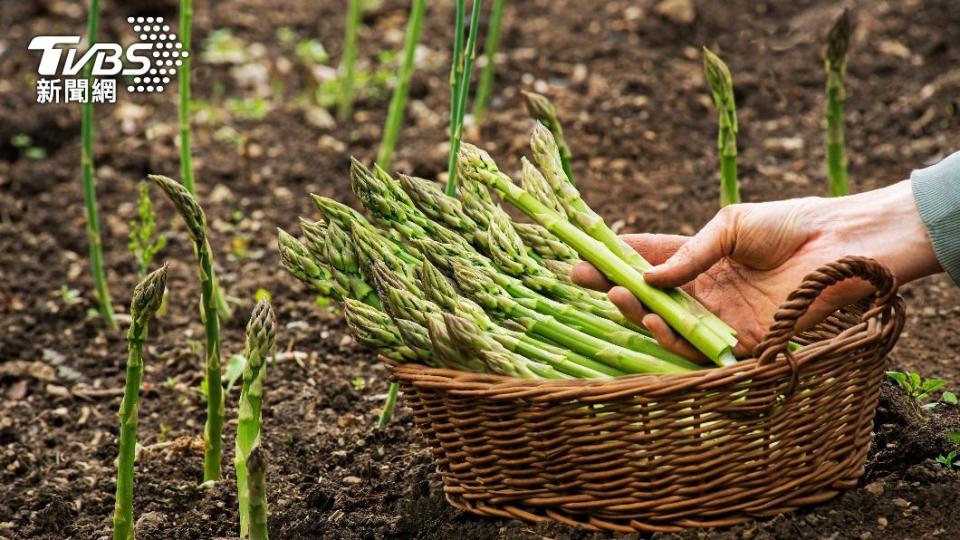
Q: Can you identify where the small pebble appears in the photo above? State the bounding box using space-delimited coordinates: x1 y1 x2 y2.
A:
878 517 888 529
342 475 362 485
865 481 885 497
892 497 910 509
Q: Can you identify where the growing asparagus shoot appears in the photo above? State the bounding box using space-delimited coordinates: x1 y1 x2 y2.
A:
377 0 427 169
702 47 740 207
112 265 167 540
825 8 852 197
337 0 362 122
445 0 485 196
81 0 117 330
179 0 196 195
471 0 506 122
247 444 269 540
149 175 225 481
522 91 574 184
236 299 276 538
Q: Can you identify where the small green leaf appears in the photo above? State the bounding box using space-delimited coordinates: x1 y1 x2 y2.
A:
909 372 922 392
886 371 907 387
947 431 960 444
225 354 247 393
352 377 365 390
922 378 947 393
24 147 46 160
942 391 958 406
10 133 31 147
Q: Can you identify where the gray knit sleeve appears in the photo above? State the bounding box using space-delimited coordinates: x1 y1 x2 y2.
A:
911 151 960 286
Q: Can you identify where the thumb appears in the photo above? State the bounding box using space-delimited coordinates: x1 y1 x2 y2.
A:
644 207 737 288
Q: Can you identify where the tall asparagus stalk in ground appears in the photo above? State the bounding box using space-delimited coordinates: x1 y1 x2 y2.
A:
179 0 196 195
112 265 167 540
246 444 269 540
149 175 224 481
702 47 739 207
377 0 427 169
445 0 484 196
471 0 506 122
81 0 116 330
522 91 574 184
458 144 737 366
236 299 275 538
825 9 852 197
337 0 362 122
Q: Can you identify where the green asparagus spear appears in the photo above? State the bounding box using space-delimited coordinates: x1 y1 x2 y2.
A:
236 299 276 538
825 9 851 197
112 265 167 540
246 443 269 540
702 47 740 207
522 91 574 184
149 174 226 480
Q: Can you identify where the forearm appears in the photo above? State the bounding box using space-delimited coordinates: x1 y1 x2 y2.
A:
820 180 942 284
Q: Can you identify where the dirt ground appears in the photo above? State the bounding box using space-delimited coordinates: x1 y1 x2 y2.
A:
1 0 959 538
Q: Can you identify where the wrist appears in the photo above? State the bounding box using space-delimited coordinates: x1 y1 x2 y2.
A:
821 180 942 283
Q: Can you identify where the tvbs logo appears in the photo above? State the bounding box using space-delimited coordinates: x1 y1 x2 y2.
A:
28 16 188 104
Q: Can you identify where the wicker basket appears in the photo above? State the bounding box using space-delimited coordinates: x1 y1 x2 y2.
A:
387 256 906 533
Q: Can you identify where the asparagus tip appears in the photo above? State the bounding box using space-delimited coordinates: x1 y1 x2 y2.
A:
826 8 852 67
130 263 168 324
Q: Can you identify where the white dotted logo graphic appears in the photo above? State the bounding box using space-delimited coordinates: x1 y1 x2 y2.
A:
125 16 188 94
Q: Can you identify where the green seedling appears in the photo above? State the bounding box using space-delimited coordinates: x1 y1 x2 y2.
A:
128 181 167 280
10 134 46 160
936 451 959 473
886 370 952 408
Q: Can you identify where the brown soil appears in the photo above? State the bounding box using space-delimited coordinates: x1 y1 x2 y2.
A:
2 0 959 538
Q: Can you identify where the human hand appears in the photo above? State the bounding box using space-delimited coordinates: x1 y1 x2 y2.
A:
572 180 941 360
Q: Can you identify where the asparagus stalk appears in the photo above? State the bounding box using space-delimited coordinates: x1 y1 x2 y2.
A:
442 313 566 379
300 219 381 308
179 0 196 195
487 206 627 321
377 0 427 169
825 9 851 197
522 91 574 184
519 156 563 214
81 0 117 330
276 229 341 299
112 265 167 540
471 0 506 122
337 0 362 121
702 47 740 207
246 444 269 540
343 298 427 363
450 258 698 373
235 299 275 538
527 124 739 349
419 260 622 378
310 195 419 265
458 144 737 366
149 175 225 480
445 0 484 195
540 257 574 282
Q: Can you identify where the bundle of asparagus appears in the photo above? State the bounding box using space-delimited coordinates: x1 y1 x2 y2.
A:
279 126 738 382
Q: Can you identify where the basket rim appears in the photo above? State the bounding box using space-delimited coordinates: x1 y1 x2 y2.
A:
386 311 895 400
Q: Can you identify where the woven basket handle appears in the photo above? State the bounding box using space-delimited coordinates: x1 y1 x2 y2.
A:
753 255 899 366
